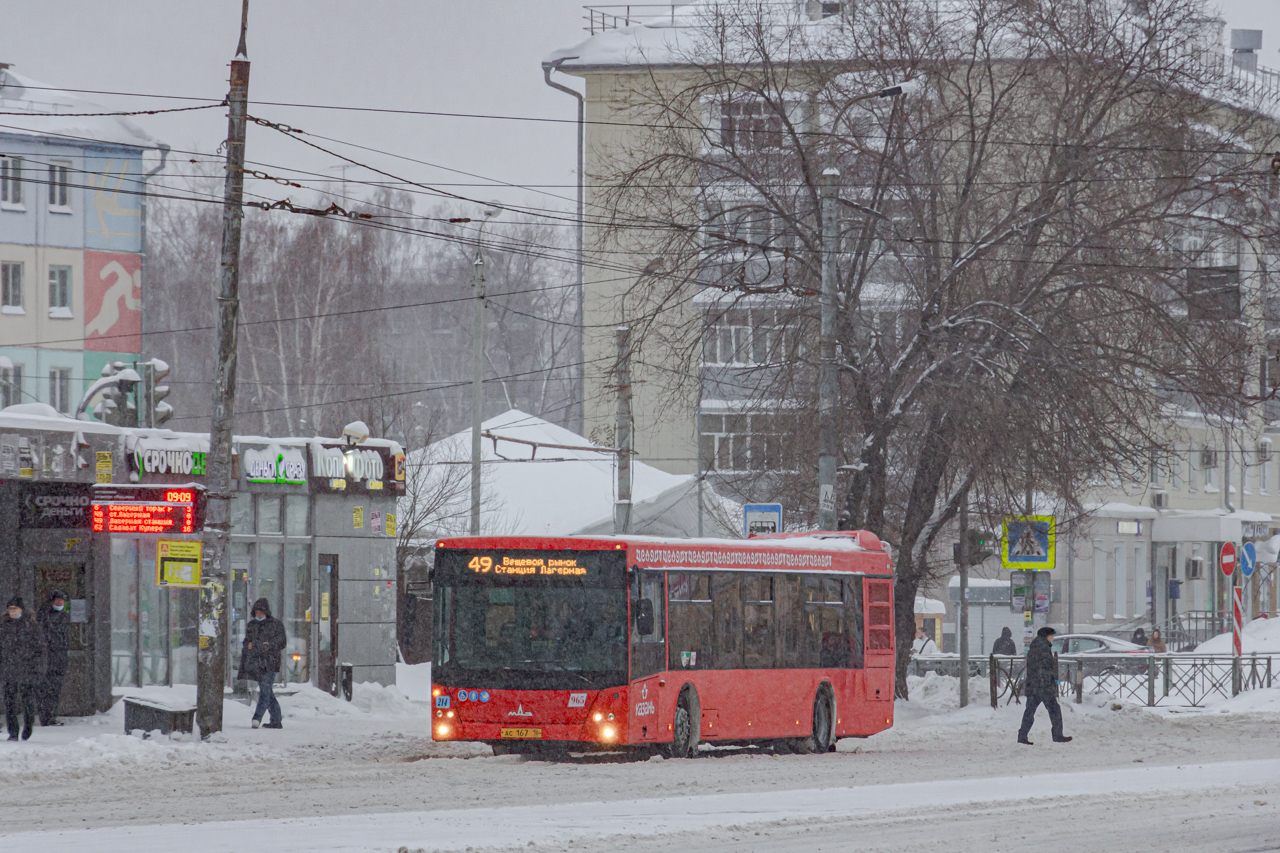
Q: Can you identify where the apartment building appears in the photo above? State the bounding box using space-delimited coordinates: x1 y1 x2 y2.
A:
0 64 165 415
546 2 1280 642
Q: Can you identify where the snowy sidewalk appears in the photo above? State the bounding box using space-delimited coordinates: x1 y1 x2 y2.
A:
7 757 1279 853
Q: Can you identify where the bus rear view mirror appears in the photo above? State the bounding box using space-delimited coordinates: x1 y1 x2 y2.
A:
634 598 655 636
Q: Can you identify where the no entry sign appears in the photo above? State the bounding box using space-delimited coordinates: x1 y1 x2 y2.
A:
1220 541 1237 577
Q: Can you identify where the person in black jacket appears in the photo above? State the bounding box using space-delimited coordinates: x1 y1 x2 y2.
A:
1017 626 1071 745
1 596 46 741
37 589 70 726
992 627 1017 656
238 598 287 729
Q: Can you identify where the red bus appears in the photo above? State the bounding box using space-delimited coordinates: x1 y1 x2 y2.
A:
430 532 895 756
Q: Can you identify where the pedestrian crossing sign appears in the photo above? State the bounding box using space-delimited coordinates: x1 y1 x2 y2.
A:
1002 516 1055 569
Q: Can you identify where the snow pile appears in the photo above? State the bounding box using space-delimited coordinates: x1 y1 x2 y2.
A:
905 671 992 710
1196 617 1280 654
279 682 420 719
0 730 271 778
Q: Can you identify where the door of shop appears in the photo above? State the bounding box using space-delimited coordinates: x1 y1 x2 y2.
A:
27 553 91 715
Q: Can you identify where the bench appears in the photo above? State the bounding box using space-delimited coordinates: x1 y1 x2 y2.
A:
123 697 197 736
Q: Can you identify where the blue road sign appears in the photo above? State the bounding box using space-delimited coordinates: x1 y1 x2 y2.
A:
744 503 783 537
1242 541 1257 578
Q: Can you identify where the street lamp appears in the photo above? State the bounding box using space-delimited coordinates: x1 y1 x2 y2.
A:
816 79 920 531
470 203 500 536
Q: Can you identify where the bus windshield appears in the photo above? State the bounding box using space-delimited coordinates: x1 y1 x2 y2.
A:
433 548 628 690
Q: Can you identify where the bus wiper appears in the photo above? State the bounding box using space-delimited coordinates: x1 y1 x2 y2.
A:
517 659 592 683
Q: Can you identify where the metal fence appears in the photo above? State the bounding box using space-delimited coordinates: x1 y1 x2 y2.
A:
955 653 1275 708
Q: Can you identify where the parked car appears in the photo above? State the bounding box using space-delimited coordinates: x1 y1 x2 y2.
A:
1050 634 1150 655
1050 633 1151 675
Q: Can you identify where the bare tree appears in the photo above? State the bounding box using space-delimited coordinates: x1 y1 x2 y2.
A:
147 175 578 441
587 0 1280 693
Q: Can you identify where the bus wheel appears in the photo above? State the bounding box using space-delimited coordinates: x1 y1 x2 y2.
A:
666 690 699 759
793 688 835 755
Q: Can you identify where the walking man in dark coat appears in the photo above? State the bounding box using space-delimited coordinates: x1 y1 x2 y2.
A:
992 626 1017 656
1 596 46 741
238 597 287 729
37 589 70 726
1017 626 1072 745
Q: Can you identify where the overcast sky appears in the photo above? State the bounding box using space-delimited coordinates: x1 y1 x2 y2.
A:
6 0 1280 218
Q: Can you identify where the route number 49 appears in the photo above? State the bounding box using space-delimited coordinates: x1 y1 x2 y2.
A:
468 556 493 573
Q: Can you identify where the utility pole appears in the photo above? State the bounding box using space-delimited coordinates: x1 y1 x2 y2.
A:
614 326 632 535
197 0 250 738
959 500 970 707
816 167 840 530
470 251 485 536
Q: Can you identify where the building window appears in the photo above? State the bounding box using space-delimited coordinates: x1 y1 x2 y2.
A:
48 161 71 209
701 411 797 473
0 363 22 407
703 309 794 366
49 367 72 414
1 261 22 312
719 101 784 152
48 265 71 317
0 156 22 205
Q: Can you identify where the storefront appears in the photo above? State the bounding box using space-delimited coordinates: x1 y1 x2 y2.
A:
0 405 405 713
0 406 121 714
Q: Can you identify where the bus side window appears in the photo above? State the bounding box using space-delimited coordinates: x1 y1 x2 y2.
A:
668 572 712 670
742 574 775 669
846 577 865 669
631 572 667 680
712 573 743 670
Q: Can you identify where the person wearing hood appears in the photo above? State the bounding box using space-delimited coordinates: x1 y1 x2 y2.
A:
237 598 287 729
1017 626 1071 745
1 596 46 741
992 627 1017 656
37 589 70 726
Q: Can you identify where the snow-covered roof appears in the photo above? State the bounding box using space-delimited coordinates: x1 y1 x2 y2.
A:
545 2 1280 119
947 576 1007 588
1085 502 1160 520
404 409 739 539
0 404 121 435
0 68 159 150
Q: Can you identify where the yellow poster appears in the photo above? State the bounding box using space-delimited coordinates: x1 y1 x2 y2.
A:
155 539 203 588
95 451 113 473
353 506 365 528
385 513 397 538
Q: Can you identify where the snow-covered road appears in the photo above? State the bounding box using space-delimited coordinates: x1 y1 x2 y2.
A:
6 672 1280 851
6 758 1279 852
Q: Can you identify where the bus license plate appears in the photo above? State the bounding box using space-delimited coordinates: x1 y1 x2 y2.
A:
500 727 542 739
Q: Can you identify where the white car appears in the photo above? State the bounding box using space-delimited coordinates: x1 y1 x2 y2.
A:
1050 633 1150 655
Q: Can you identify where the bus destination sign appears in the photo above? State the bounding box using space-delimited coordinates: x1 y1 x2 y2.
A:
91 486 205 536
438 548 626 586
466 554 587 577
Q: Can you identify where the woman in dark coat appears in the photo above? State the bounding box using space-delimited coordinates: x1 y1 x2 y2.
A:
238 598 287 729
1 596 46 741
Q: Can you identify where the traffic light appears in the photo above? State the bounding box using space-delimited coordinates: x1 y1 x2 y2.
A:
91 361 139 427
952 528 995 566
142 358 173 427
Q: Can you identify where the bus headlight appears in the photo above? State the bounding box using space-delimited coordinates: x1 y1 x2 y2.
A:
602 727 615 739
607 713 615 721
436 724 450 738
594 712 604 722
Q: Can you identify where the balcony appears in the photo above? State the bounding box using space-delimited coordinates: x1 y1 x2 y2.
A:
584 5 683 34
